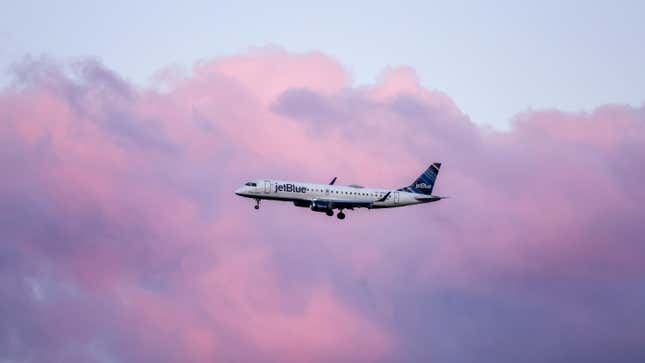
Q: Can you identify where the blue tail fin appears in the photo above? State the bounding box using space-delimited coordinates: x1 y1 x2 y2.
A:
400 163 441 195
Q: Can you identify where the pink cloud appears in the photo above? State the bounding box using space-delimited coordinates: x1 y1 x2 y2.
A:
194 47 348 105
1 48 644 363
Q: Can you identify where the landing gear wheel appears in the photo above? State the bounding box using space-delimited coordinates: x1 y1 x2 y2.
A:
254 199 260 210
325 210 334 217
337 212 345 220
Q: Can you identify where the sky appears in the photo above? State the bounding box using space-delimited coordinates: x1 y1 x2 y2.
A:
2 0 645 128
1 2 645 363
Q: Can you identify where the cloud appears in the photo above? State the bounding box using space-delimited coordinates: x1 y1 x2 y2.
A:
1 48 644 363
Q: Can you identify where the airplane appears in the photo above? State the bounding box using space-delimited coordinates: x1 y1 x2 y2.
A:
234 163 445 220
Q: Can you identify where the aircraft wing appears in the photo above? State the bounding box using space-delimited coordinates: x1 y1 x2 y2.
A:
316 192 390 210
323 199 373 209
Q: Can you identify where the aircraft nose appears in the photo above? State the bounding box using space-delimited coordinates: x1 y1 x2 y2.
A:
234 187 243 196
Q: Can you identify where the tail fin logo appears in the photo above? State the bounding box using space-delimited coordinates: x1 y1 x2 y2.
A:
400 163 441 195
415 182 432 189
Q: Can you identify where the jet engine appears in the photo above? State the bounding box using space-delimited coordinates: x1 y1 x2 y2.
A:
310 200 332 213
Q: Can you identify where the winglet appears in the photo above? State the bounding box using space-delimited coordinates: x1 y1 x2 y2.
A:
376 191 391 202
329 177 337 185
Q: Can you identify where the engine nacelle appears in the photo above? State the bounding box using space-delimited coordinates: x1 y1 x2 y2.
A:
293 200 311 208
310 200 332 213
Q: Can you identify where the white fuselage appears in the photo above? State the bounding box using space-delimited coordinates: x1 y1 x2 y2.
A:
235 179 432 208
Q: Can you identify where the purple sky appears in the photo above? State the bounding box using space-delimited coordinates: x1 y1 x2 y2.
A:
2 1 645 129
1 47 644 362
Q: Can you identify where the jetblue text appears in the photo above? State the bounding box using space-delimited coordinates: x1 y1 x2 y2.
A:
275 183 307 193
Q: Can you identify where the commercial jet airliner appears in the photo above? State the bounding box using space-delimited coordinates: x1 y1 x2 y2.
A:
234 163 445 220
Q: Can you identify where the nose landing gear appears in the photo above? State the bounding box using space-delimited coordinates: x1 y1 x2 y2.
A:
254 199 260 210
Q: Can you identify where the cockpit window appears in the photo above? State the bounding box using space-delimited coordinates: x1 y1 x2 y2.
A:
244 182 257 187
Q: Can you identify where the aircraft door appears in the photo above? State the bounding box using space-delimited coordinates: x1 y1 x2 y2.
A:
264 181 271 193
394 191 400 204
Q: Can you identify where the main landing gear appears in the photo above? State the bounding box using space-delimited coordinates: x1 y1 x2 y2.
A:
325 209 345 220
254 199 260 210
